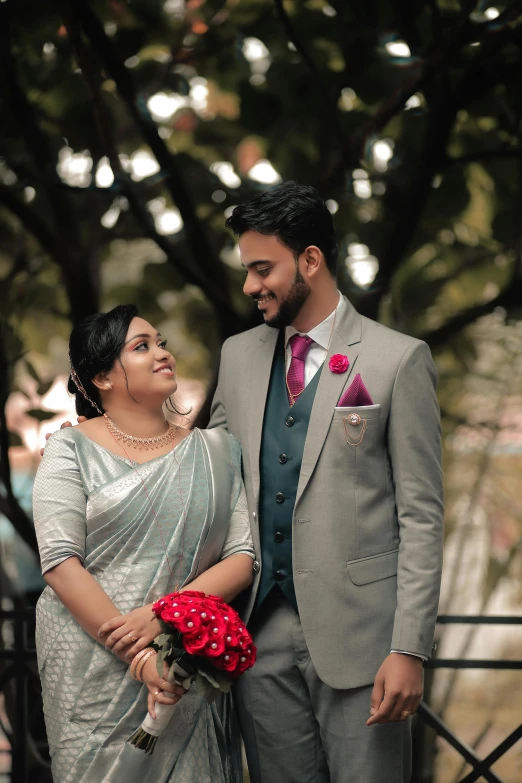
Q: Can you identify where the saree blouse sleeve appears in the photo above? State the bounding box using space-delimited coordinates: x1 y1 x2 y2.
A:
33 430 87 575
220 435 255 561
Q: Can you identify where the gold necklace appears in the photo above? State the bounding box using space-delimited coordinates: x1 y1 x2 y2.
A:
286 304 339 407
104 414 178 451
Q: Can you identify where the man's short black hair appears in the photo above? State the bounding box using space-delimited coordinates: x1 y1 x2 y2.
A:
225 181 338 275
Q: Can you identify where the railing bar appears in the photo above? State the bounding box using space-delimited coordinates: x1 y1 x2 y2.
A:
12 614 28 783
0 651 37 661
458 723 522 783
437 616 522 624
417 703 503 783
426 660 522 669
0 666 16 692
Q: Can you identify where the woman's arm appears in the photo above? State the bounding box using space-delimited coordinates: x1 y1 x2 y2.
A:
182 552 253 602
101 553 253 657
44 556 126 653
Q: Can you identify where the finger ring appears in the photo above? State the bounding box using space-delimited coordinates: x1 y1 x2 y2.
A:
400 710 411 718
153 690 160 697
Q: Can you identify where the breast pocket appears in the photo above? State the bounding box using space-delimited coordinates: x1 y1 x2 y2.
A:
334 404 381 446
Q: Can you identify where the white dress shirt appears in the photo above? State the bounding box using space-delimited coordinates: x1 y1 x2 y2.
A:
283 294 426 663
284 293 345 385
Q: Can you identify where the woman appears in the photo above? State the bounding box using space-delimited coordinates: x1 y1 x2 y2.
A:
33 304 255 783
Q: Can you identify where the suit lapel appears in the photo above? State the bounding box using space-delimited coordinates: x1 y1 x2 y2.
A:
295 298 362 507
248 326 279 500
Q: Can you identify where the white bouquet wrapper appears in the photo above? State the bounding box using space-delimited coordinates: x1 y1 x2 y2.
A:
128 664 192 754
140 701 177 738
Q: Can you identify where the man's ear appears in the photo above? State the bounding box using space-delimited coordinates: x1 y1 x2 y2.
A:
92 373 112 392
304 245 324 276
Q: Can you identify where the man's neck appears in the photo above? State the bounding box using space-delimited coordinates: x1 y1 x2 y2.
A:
290 286 340 334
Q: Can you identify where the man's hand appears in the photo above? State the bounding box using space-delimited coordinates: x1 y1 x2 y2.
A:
40 416 87 456
366 653 423 726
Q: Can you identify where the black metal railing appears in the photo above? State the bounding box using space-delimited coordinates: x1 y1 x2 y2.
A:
0 611 521 782
0 609 50 783
418 615 522 783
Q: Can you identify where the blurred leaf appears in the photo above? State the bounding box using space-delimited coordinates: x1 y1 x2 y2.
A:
37 380 54 396
25 408 57 422
24 359 41 384
8 431 23 447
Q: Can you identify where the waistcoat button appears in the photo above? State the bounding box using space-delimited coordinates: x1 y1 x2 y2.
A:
285 416 295 427
274 532 284 543
275 492 285 503
274 570 284 581
278 453 288 464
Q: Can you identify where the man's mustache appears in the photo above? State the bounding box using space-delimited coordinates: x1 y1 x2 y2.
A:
251 293 275 301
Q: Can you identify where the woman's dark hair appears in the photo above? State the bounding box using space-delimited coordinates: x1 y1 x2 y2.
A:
68 304 139 419
225 181 338 274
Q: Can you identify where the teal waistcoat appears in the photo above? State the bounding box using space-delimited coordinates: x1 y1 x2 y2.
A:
255 332 322 613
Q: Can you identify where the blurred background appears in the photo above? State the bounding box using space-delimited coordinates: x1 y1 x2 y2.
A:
0 0 521 780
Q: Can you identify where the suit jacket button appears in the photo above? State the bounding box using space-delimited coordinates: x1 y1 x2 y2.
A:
275 492 285 503
274 570 284 581
285 416 295 427
252 560 260 573
274 531 284 543
278 453 288 464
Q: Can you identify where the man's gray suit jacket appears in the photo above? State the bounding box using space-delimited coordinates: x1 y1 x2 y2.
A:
209 296 444 690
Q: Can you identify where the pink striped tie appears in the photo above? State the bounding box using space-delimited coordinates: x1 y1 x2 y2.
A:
287 334 313 406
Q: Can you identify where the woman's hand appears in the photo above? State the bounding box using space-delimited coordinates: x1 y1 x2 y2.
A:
98 605 162 660
141 656 186 719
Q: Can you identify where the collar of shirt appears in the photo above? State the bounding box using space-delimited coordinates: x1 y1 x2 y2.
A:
284 292 345 350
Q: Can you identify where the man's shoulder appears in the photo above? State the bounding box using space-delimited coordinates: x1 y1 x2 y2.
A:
360 316 426 354
222 323 271 353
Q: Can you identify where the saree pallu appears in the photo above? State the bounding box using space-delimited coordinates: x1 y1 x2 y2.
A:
34 427 252 783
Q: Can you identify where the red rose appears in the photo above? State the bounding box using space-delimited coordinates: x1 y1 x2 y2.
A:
236 652 253 676
183 628 209 655
206 616 227 640
204 637 226 657
177 611 203 634
179 590 206 600
329 354 349 374
159 605 190 627
217 650 239 673
223 627 240 648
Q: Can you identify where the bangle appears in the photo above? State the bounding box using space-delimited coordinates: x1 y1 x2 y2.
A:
130 647 155 681
136 650 156 682
131 648 157 682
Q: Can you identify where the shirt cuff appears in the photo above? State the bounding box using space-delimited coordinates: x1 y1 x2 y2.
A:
390 649 428 662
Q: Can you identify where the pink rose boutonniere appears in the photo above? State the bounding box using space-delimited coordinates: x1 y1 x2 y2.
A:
329 354 349 374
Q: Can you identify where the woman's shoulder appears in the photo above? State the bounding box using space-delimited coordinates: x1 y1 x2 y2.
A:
38 425 83 470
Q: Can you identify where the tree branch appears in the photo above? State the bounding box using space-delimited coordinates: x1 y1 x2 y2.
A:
420 264 522 348
72 0 244 338
272 0 350 152
0 324 38 554
445 147 522 166
0 2 99 322
61 1 238 322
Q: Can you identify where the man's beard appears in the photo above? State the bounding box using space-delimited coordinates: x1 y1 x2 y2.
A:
263 268 311 329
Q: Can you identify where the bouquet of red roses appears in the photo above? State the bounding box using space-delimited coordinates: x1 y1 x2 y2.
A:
128 590 256 754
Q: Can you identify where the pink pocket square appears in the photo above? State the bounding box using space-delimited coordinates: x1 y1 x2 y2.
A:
337 374 374 407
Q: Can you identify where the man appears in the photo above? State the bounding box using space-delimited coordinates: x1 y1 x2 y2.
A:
209 181 443 782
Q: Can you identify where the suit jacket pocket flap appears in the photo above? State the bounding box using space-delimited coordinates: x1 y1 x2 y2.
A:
335 404 381 419
346 549 399 585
